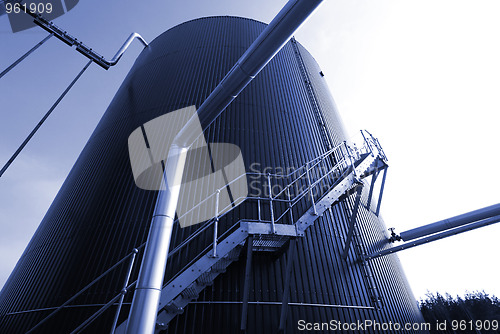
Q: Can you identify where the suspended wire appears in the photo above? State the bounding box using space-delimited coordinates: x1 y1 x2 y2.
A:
0 60 93 178
0 33 53 80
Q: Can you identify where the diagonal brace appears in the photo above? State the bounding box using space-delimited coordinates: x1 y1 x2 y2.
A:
375 167 388 217
342 185 363 260
366 166 380 211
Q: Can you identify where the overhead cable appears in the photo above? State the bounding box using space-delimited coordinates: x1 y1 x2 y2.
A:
0 60 92 178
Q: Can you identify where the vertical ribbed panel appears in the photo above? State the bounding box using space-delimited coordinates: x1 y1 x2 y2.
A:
0 17 425 333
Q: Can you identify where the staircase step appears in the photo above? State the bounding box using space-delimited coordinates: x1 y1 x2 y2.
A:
252 234 290 252
196 271 218 286
180 284 199 300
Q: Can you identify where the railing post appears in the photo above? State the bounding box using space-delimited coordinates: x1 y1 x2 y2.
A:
286 187 294 224
110 249 138 334
213 190 220 257
305 163 317 215
257 199 262 222
375 137 387 161
267 173 276 234
344 142 358 179
342 141 348 169
26 246 139 334
360 130 374 156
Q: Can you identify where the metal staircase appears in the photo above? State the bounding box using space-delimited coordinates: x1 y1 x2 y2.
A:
113 130 388 333
23 130 387 333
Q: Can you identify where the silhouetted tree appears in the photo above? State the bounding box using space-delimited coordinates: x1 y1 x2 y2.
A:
419 291 500 333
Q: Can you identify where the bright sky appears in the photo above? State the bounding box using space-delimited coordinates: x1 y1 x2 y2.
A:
1 0 499 303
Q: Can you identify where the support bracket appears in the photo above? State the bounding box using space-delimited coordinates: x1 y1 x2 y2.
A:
240 235 254 333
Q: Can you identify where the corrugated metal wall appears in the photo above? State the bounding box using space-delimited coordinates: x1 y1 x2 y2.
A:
0 17 426 333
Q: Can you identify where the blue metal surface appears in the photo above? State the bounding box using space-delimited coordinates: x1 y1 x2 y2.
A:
0 17 425 333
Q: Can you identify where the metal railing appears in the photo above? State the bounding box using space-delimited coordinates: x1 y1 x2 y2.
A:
24 130 385 333
25 249 138 334
143 130 386 305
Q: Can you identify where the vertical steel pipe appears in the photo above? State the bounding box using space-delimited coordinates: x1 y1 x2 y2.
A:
126 146 188 334
306 163 317 215
126 0 324 332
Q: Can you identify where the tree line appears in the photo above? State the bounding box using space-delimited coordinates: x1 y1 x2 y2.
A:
420 291 500 333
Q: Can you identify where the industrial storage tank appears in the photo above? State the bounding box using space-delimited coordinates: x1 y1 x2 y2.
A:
0 16 426 333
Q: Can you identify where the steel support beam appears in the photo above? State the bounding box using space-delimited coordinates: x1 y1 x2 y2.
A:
23 11 148 69
375 167 387 216
366 167 379 211
240 235 254 333
342 185 363 260
110 249 138 334
278 239 296 333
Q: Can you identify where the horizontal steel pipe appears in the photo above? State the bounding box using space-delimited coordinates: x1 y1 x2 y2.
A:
400 203 500 241
366 214 500 260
